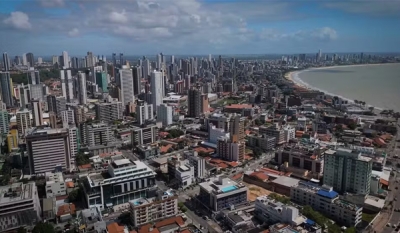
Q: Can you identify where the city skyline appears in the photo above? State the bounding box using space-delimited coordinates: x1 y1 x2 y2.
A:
0 0 399 55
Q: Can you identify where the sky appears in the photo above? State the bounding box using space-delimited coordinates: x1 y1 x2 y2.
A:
0 0 399 56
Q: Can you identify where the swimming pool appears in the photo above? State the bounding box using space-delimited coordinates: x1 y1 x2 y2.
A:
221 185 237 192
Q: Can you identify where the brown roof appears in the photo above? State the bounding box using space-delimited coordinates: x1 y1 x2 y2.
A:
250 172 269 181
79 164 92 169
57 203 76 216
155 216 185 228
107 222 125 233
138 224 160 233
66 181 75 188
225 104 253 109
232 173 243 181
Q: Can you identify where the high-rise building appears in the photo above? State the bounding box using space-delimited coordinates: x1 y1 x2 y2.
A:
119 53 124 66
61 109 75 126
31 100 44 127
29 84 44 101
217 136 245 162
14 56 21 66
37 57 43 64
119 67 135 106
95 101 123 123
157 104 172 127
22 53 28 66
62 51 69 68
136 100 153 125
29 70 40 84
95 71 108 93
67 125 79 166
229 115 245 141
323 148 372 195
26 53 34 67
77 72 87 105
80 123 115 146
0 101 9 134
60 70 74 102
47 95 66 118
150 70 164 112
131 125 158 146
0 72 14 107
132 66 141 95
2 52 10 71
26 128 71 174
142 57 151 79
16 109 31 136
187 87 201 118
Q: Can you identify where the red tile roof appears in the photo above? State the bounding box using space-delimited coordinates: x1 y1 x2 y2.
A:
160 144 173 153
57 203 76 216
232 173 243 180
155 216 185 228
107 223 125 233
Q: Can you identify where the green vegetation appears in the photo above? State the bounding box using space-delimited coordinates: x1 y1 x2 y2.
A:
301 206 356 233
68 189 81 202
178 202 187 213
17 227 27 233
362 213 376 223
166 129 184 138
268 193 291 204
75 152 91 166
0 159 11 186
32 222 55 233
252 148 262 159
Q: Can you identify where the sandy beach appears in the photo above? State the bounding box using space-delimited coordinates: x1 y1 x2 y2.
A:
284 63 400 110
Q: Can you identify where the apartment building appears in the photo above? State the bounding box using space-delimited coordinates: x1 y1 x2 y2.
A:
130 193 178 227
259 124 285 145
290 181 363 227
45 172 66 198
168 156 195 189
246 134 276 151
217 136 245 162
26 128 70 174
80 123 115 147
255 195 306 226
82 157 156 210
95 101 123 123
131 125 158 146
323 148 372 195
0 182 41 232
183 151 206 179
198 177 248 211
274 146 324 174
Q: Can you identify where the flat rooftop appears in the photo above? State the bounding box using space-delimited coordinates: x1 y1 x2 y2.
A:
199 177 246 194
271 176 300 188
0 182 34 205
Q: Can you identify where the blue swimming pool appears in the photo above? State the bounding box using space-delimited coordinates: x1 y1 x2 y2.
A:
221 185 237 192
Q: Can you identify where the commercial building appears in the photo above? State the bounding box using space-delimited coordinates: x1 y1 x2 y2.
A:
283 125 296 142
45 172 66 198
168 157 195 189
82 157 157 210
95 101 123 123
0 71 14 107
157 104 173 127
47 95 67 118
259 124 285 145
323 148 372 194
255 195 306 226
0 182 41 232
95 71 108 93
129 193 178 227
217 136 245 162
132 66 141 95
2 52 10 71
16 109 31 136
150 70 164 112
80 123 115 147
31 100 44 127
136 100 154 125
184 151 206 179
198 177 248 211
26 128 70 174
229 115 245 141
246 134 276 151
67 125 79 166
291 181 363 227
29 84 44 101
7 129 18 152
131 125 158 146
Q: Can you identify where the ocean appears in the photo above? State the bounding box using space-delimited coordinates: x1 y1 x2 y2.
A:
293 63 400 112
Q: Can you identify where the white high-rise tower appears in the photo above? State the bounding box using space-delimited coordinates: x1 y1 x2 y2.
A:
77 72 87 105
150 70 164 112
62 51 69 68
119 66 135 106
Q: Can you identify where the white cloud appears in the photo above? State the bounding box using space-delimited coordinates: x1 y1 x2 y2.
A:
108 10 128 24
68 28 79 37
39 0 64 7
260 27 338 42
3 11 32 30
324 0 400 17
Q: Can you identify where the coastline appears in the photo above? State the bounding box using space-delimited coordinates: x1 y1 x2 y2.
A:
284 63 400 110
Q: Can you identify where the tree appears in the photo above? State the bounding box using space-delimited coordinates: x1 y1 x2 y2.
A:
32 222 55 233
75 153 90 166
347 122 357 130
130 112 136 118
252 148 262 159
68 189 80 202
